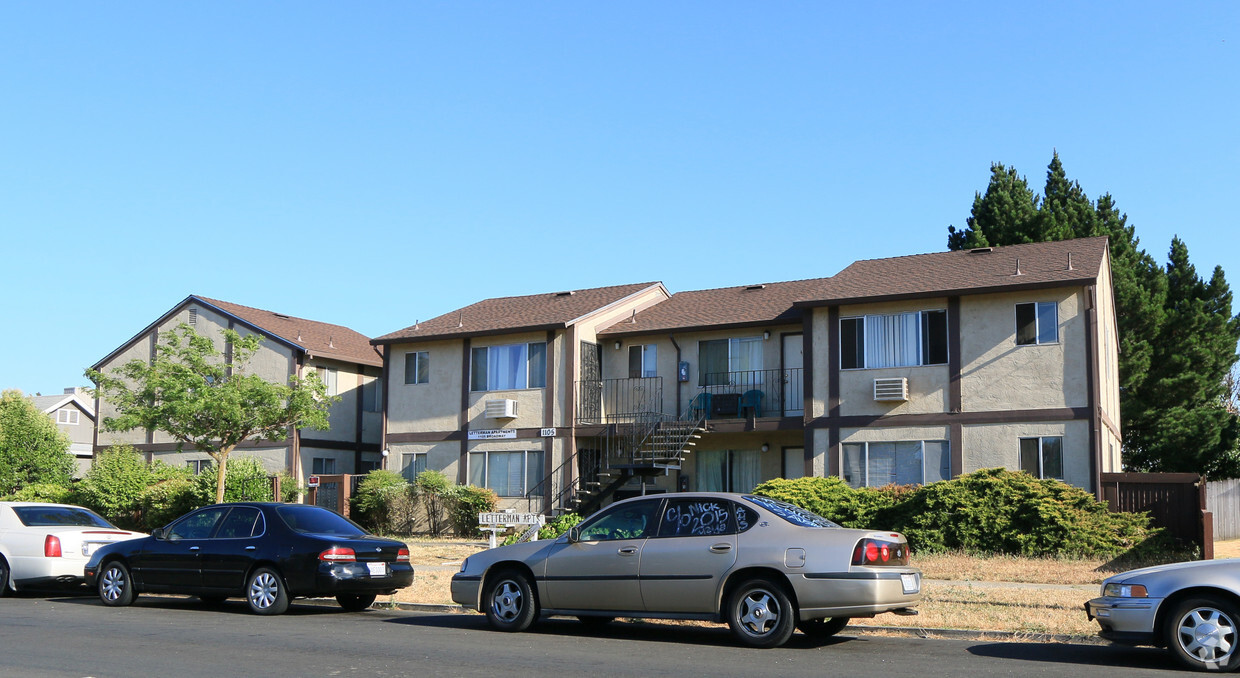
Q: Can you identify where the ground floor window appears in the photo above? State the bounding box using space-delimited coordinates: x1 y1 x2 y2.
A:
842 440 950 488
402 452 427 482
186 459 211 475
312 457 337 475
1019 436 1064 480
469 450 544 497
358 458 382 473
696 449 762 493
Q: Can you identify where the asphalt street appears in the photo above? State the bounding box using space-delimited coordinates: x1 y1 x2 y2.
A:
0 593 1189 678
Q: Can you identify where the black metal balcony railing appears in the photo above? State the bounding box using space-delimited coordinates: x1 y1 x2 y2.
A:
576 377 664 425
696 368 803 418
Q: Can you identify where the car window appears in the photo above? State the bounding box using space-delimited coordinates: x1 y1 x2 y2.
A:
658 498 735 537
12 506 116 528
577 500 660 541
742 495 839 528
735 503 758 533
169 507 228 540
215 508 264 539
275 505 367 536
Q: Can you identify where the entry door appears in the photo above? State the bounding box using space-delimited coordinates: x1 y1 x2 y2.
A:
783 447 805 479
578 342 602 424
781 334 803 416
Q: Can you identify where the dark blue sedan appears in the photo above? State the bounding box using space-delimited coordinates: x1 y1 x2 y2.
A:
84 503 413 615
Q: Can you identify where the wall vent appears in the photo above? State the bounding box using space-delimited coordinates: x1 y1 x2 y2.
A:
873 377 909 401
485 399 519 419
188 308 198 326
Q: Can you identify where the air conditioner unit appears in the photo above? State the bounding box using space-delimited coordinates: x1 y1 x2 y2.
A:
873 377 909 402
485 399 519 419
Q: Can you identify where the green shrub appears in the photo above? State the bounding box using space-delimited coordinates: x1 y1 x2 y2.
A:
750 476 901 528
76 446 154 529
138 477 199 530
414 470 453 536
501 512 581 546
3 482 78 504
275 471 302 503
192 457 275 504
449 485 499 537
351 470 418 535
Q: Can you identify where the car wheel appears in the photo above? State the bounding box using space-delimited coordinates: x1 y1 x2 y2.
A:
1166 596 1240 672
577 615 616 628
726 577 796 648
0 556 11 597
484 569 538 632
798 616 850 639
246 567 289 616
98 561 136 607
337 593 377 612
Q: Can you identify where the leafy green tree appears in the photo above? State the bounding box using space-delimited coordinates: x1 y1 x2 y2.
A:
88 323 337 503
76 446 157 527
947 154 1240 476
0 389 75 495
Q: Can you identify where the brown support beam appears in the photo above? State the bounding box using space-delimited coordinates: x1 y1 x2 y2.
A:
380 345 391 470
827 306 840 478
948 296 963 477
1086 285 1102 500
459 338 471 485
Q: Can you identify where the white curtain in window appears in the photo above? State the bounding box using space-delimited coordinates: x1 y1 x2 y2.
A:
867 443 896 486
923 441 950 483
893 441 924 486
865 313 920 368
488 345 527 390
469 452 485 488
731 450 762 493
731 337 764 384
697 450 726 492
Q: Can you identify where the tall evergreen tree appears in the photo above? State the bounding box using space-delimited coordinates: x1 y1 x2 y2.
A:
947 155 1240 477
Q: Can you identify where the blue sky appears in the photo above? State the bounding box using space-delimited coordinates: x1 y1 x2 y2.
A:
2 2 1236 395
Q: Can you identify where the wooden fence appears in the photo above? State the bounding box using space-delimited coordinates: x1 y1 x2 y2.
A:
1207 478 1240 541
1099 472 1212 559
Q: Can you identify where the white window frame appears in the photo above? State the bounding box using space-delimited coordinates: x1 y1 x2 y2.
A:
629 344 657 379
841 440 950 488
318 367 339 396
840 310 948 370
1015 301 1059 346
468 450 544 497
1019 436 1064 480
470 342 547 392
404 351 429 385
57 408 80 425
186 459 211 475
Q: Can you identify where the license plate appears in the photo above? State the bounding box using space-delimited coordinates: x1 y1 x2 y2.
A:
901 573 920 594
367 562 387 577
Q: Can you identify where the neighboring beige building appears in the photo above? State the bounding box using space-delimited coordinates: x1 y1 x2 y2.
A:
32 388 96 477
377 237 1121 514
90 296 384 483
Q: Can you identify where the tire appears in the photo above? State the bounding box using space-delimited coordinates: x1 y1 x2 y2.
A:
246 567 289 616
0 556 11 597
484 569 538 632
337 593 377 612
577 615 616 628
726 577 796 648
1165 596 1240 672
98 561 136 607
798 616 850 639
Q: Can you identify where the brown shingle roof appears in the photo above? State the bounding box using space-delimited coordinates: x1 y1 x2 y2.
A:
598 277 835 337
373 282 667 344
196 296 382 366
795 237 1109 307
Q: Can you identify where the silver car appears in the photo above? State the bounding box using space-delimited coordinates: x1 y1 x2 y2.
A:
1087 559 1240 672
451 492 921 648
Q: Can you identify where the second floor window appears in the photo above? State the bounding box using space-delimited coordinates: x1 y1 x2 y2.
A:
628 344 657 378
318 367 338 396
840 310 947 369
362 378 383 412
312 457 336 475
57 408 79 425
470 342 547 391
404 351 429 385
1016 301 1058 345
698 337 762 386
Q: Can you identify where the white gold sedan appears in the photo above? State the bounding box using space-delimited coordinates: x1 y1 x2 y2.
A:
0 502 145 594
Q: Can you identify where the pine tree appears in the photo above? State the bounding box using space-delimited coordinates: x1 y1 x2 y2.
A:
947 163 1039 250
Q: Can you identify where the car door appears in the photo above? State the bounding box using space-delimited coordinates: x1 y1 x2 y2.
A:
199 507 265 592
639 497 738 613
542 498 661 612
135 507 227 591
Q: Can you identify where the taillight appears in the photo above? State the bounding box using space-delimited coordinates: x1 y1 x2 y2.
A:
319 546 356 563
851 538 908 566
396 548 410 562
44 535 63 558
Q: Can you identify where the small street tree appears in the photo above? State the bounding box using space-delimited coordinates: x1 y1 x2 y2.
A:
0 389 75 495
87 324 338 503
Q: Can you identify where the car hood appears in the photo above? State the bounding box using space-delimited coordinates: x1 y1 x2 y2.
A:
1107 558 1238 584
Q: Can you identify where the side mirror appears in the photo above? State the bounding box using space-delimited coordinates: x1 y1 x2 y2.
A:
151 527 166 540
566 526 580 543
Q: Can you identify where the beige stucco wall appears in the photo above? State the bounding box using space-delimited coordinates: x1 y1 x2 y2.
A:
835 299 951 417
148 447 289 475
962 419 1091 489
386 339 465 434
388 441 463 483
960 289 1086 412
301 356 363 443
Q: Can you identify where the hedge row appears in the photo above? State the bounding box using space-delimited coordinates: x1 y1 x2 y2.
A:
752 468 1162 558
349 469 499 537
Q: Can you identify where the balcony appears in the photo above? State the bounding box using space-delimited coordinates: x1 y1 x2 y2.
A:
694 368 803 419
576 377 664 425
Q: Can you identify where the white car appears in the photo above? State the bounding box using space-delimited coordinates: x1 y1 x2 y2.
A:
0 502 145 594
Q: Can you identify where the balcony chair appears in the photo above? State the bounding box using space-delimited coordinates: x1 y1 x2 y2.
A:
688 392 713 421
740 389 764 418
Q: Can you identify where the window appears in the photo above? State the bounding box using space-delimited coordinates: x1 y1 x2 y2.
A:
186 459 211 475
363 377 383 412
698 337 763 386
358 459 382 473
468 450 543 497
1016 302 1058 345
628 344 657 379
658 497 737 537
169 507 228 540
56 408 79 425
318 367 339 396
842 440 950 488
696 449 762 493
215 508 264 539
470 342 547 391
312 457 336 475
402 452 428 482
575 499 660 541
840 310 947 369
1020 436 1064 479
404 351 429 385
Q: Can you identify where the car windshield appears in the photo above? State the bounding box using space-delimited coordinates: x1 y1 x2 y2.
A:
12 506 116 528
742 496 839 528
275 505 368 536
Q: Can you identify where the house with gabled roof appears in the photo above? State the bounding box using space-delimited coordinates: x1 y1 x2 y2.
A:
31 387 96 477
90 295 384 482
376 237 1120 515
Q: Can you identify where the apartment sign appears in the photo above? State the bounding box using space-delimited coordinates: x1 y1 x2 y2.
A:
539 428 556 437
478 512 545 526
468 429 517 440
